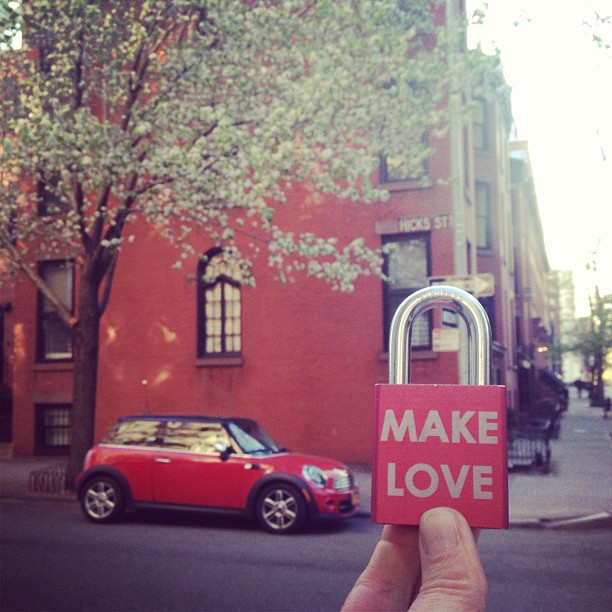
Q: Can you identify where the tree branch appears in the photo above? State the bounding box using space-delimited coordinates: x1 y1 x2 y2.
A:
72 8 86 112
98 250 118 316
0 237 74 327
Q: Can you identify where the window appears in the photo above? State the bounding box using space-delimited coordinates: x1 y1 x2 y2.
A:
473 98 488 151
380 152 429 186
228 420 282 454
475 182 492 249
161 421 232 454
36 405 71 455
38 174 71 215
103 420 163 446
382 235 431 351
380 133 430 186
197 249 242 358
37 260 74 362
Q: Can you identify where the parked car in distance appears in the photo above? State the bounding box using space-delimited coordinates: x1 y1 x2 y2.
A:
76 415 359 534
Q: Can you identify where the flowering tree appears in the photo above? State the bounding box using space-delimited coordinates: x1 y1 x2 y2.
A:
0 0 484 484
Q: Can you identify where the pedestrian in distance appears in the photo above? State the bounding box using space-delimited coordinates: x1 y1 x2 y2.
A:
604 397 611 419
573 379 591 399
342 507 487 611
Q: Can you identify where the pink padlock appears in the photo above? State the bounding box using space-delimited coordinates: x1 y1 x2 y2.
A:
373 285 509 529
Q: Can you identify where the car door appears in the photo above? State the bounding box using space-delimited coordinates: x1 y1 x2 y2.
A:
103 418 163 502
151 420 245 509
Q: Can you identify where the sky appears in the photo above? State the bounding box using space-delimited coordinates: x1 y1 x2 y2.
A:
467 0 612 316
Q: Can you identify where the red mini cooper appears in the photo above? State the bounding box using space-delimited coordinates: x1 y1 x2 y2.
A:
76 415 359 534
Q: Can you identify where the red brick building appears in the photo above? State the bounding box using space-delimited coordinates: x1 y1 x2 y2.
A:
0 18 559 464
2 106 554 464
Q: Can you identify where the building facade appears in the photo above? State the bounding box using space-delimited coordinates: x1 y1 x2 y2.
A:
3 123 556 464
0 12 561 463
473 91 517 406
509 141 563 412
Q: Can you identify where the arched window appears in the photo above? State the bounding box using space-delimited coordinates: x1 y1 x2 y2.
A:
197 249 242 358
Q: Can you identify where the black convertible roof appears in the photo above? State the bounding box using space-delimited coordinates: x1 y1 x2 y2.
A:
117 415 258 427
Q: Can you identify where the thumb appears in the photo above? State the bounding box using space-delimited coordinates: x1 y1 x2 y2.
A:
410 508 488 612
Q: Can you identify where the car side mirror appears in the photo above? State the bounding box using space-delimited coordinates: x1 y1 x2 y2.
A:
220 448 234 461
214 442 233 461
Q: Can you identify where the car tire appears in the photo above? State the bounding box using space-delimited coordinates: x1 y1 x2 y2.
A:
80 475 125 524
255 482 308 534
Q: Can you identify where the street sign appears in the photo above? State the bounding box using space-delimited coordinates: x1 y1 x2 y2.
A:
429 273 495 298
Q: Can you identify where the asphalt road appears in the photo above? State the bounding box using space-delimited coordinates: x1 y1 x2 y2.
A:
1 499 611 611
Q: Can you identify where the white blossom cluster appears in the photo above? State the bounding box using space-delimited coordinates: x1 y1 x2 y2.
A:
0 0 504 299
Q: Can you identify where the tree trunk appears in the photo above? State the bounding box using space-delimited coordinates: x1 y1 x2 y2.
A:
65 269 101 490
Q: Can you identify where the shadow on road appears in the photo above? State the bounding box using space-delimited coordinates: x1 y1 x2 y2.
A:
107 506 359 536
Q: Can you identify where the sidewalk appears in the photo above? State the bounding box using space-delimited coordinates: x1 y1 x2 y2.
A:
1 397 611 527
0 455 73 501
505 397 612 527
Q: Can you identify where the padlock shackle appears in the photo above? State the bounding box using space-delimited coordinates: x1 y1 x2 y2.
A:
389 285 492 385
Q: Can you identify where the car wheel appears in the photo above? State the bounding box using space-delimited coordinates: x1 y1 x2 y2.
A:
80 476 125 523
256 483 308 534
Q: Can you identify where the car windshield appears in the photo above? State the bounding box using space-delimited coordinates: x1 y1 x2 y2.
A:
228 421 284 455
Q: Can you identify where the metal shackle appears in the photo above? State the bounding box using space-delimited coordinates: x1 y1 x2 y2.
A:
389 285 492 385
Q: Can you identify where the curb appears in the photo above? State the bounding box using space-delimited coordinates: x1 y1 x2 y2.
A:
509 512 612 529
3 491 611 529
355 509 612 529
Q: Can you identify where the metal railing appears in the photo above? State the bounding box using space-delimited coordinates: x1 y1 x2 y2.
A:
507 400 566 473
28 464 70 496
507 424 551 472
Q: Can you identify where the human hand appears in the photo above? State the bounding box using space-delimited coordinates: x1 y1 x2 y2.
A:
342 507 487 611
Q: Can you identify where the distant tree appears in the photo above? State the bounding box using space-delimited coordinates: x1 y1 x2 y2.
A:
0 0 497 484
568 290 612 406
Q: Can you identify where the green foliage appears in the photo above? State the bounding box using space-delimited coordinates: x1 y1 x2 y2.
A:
571 294 612 356
0 0 20 49
563 292 612 400
0 0 488 294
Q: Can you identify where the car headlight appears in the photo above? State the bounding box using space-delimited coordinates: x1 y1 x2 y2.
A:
302 465 329 488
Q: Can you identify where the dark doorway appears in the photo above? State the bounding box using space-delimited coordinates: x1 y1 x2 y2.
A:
0 309 13 443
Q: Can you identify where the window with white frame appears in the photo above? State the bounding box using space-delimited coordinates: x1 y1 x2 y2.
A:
197 249 242 358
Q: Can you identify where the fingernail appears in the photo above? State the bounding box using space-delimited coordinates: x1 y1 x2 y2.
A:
420 508 460 556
